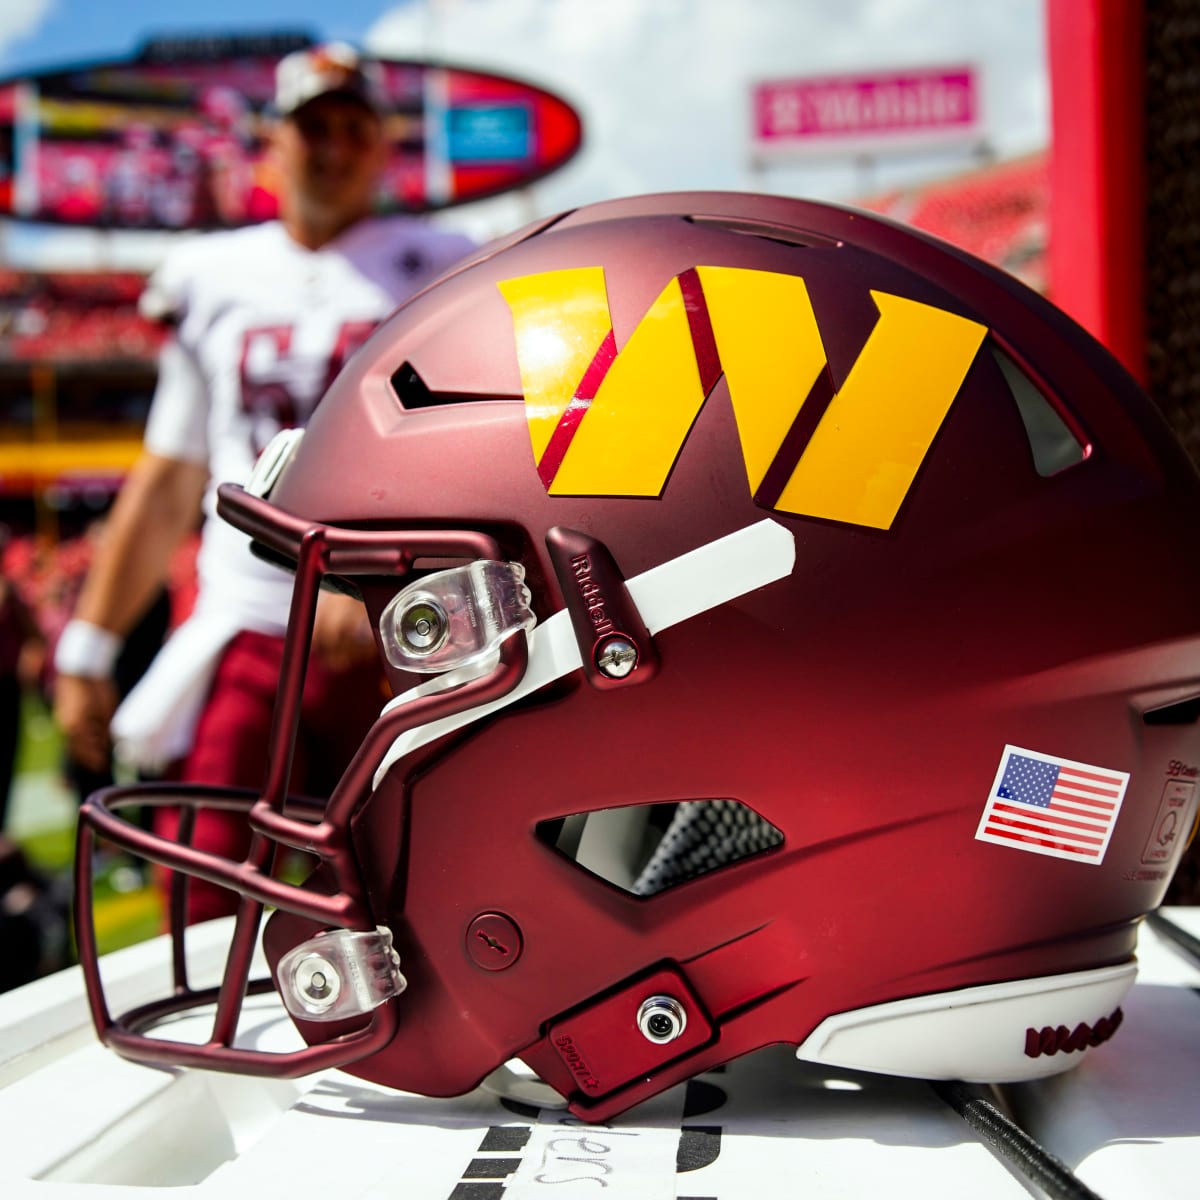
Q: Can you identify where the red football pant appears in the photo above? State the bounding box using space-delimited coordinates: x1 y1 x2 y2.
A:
155 629 386 924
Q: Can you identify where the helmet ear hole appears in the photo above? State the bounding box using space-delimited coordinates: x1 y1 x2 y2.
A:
536 800 783 896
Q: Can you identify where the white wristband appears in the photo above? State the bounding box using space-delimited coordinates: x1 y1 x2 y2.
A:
54 619 123 679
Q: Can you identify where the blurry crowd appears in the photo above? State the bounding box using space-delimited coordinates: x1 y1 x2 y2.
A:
0 270 166 364
0 522 198 705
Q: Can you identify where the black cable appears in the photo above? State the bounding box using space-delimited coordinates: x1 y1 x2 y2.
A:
1146 908 1200 970
932 1080 1106 1200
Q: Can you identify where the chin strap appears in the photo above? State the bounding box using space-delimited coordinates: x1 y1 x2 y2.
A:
1145 907 1200 968
373 518 797 787
933 1081 1106 1200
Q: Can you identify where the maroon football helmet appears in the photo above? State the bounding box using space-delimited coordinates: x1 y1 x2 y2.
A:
77 192 1200 1120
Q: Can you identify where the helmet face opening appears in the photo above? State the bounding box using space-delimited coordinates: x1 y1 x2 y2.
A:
76 192 1200 1121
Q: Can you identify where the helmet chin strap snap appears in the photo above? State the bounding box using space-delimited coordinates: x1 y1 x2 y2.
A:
276 927 407 1023
380 560 535 674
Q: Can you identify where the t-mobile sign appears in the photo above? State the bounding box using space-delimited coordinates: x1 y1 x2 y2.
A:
753 65 980 156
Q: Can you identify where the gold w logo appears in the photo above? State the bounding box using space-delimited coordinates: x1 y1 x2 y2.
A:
499 265 986 530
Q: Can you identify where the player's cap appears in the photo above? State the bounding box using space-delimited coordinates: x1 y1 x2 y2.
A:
274 42 387 118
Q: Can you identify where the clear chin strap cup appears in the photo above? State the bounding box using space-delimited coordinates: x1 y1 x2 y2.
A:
277 927 407 1023
380 560 535 674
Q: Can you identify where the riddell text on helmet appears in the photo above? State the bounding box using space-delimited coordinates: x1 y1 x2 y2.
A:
569 553 616 638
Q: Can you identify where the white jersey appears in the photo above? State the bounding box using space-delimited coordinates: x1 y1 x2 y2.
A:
112 216 475 768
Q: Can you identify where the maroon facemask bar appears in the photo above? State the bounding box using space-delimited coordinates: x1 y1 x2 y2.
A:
74 483 531 1079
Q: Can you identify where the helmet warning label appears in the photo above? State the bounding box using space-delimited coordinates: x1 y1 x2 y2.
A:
1141 779 1197 866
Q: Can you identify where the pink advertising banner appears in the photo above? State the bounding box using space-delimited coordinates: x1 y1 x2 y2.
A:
753 65 980 157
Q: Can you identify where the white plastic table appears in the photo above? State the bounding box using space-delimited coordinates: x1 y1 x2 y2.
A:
1 909 1197 1198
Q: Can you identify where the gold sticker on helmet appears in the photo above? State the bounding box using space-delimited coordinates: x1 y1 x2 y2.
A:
498 267 612 467
500 266 986 528
776 290 987 528
694 266 826 496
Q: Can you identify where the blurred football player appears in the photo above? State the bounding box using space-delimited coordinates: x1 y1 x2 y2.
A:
54 43 475 922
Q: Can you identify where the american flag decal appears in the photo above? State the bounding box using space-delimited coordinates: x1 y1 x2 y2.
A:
975 746 1129 865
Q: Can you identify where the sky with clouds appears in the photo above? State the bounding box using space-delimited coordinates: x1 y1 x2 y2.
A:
0 0 1049 267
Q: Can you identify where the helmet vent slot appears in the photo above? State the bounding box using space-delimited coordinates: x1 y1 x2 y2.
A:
537 800 783 896
682 214 840 248
991 345 1088 476
391 362 438 408
1143 695 1200 725
389 361 520 410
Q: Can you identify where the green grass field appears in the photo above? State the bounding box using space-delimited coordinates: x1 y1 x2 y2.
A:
10 691 164 957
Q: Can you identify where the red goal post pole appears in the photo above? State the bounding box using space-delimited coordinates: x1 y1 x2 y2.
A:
1046 0 1146 385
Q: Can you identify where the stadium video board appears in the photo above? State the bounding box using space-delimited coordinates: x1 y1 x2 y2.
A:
0 33 583 230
